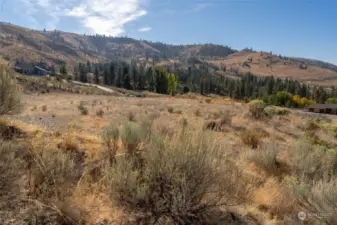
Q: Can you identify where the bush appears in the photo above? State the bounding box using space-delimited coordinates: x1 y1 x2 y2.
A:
41 105 47 112
287 176 337 225
127 111 136 121
205 98 212 103
246 142 279 176
120 122 141 156
104 129 243 224
248 100 266 119
0 64 21 115
101 123 119 164
194 109 201 117
264 107 290 117
96 108 104 117
29 148 80 202
289 140 337 181
240 129 261 148
78 101 88 115
167 106 174 113
0 141 22 201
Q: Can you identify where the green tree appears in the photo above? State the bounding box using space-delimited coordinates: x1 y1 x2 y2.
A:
326 98 337 104
167 72 178 96
94 67 100 84
275 91 293 106
59 64 67 76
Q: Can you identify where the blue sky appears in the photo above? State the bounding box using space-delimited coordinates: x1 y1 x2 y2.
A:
0 0 336 65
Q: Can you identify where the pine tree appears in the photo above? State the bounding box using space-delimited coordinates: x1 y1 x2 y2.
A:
94 67 100 84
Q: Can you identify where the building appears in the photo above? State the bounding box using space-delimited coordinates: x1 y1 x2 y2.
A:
14 62 50 76
307 104 337 115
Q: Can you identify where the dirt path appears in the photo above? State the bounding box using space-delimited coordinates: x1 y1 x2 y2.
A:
72 81 115 93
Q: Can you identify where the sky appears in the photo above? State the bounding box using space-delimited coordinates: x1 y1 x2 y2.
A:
0 0 336 65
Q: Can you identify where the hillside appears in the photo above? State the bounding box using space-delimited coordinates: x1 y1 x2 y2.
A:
1 22 337 85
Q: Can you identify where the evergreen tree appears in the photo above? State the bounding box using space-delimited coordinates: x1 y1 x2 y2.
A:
94 67 100 84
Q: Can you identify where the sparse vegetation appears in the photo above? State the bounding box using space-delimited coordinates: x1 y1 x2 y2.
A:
41 105 47 111
240 129 262 148
249 100 266 119
167 106 174 113
0 64 21 115
96 108 104 117
104 126 244 224
78 101 88 115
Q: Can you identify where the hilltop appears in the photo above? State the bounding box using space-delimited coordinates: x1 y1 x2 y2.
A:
1 22 337 85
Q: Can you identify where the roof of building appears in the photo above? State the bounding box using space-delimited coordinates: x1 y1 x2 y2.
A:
308 104 337 109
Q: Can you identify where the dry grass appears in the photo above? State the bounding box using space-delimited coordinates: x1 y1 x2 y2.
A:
0 64 21 115
5 84 337 224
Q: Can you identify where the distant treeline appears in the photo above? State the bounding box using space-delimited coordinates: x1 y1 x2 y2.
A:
55 60 337 106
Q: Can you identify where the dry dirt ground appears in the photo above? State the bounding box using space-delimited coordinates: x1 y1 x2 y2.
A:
6 92 337 224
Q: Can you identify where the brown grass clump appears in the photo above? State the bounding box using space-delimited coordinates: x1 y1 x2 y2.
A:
0 64 22 115
41 105 47 111
96 108 104 118
240 129 262 149
127 111 136 121
167 106 174 113
203 111 232 132
246 142 280 176
205 98 212 103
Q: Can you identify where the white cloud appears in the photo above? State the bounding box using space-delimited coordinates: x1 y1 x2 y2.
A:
193 3 212 12
138 26 151 32
17 0 148 35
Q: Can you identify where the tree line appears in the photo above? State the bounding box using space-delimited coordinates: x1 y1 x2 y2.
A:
58 60 336 107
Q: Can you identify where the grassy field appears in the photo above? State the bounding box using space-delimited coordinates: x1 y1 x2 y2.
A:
1 86 336 224
1 62 337 225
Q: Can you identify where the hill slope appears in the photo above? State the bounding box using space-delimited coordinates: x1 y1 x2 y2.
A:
1 22 337 85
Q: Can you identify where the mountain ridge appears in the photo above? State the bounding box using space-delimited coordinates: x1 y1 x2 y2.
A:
1 22 337 85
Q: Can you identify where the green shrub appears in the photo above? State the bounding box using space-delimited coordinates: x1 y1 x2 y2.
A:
0 64 21 115
101 123 119 164
78 101 88 115
121 123 141 156
104 130 243 224
248 100 266 119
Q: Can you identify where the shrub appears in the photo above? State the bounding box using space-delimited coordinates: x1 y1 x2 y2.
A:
248 100 266 119
0 141 22 201
205 98 212 103
0 64 21 115
41 105 47 112
167 106 174 113
175 109 182 114
289 140 337 181
240 129 261 148
264 107 290 117
287 176 337 225
101 123 120 165
127 111 136 121
104 129 243 224
29 148 79 202
120 122 141 156
246 142 279 176
96 108 104 118
78 101 88 115
194 109 201 117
